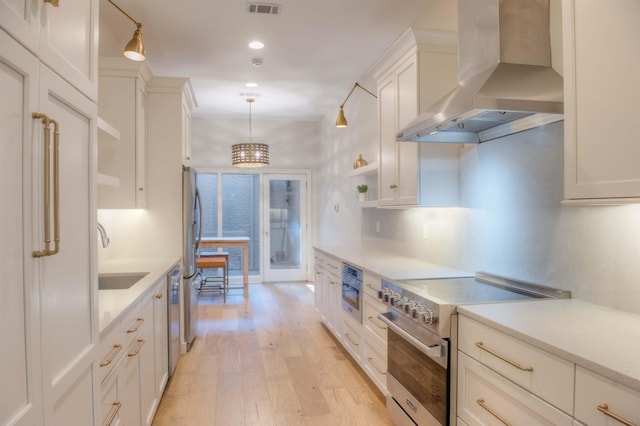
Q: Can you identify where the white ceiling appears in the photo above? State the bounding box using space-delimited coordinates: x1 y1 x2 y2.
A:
98 0 454 120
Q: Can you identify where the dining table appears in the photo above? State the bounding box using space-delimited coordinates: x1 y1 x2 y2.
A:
199 236 250 296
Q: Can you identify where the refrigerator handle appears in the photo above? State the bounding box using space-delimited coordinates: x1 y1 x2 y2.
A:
195 187 203 253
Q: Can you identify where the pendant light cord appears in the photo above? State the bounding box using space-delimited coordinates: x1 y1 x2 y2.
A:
247 98 255 141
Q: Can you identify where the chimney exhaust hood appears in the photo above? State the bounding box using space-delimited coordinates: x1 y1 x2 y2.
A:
397 0 563 144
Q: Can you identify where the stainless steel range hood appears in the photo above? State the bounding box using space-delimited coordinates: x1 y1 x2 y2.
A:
397 0 563 144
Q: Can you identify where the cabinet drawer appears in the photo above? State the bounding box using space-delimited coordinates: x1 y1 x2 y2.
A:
363 294 387 344
362 271 382 299
363 337 387 394
574 366 640 426
458 352 573 426
98 301 143 383
342 317 363 364
458 315 574 414
323 255 342 277
100 360 123 426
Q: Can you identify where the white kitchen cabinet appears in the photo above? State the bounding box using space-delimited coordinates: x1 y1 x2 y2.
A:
140 278 169 426
563 0 640 203
0 27 97 425
182 96 193 166
342 315 364 364
0 0 98 101
458 352 573 426
98 57 152 209
100 360 123 426
0 29 43 426
574 366 640 426
458 315 574 414
374 37 459 207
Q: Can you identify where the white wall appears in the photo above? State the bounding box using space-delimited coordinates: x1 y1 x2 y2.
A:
190 116 320 170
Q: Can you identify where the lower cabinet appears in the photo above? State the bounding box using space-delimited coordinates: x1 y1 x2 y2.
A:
458 314 640 426
98 275 170 426
314 249 388 396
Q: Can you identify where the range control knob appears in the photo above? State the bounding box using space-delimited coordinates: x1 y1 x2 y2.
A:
417 309 435 325
388 296 397 306
403 301 416 314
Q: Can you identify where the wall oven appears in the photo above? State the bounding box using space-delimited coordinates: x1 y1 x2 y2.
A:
341 263 362 322
377 273 570 425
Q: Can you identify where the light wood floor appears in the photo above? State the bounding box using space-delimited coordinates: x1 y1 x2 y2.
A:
153 283 394 426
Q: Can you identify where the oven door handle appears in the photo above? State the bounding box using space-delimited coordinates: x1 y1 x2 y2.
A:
377 313 444 360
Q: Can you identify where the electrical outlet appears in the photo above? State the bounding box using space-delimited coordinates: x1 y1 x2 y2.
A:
423 224 429 239
333 203 339 213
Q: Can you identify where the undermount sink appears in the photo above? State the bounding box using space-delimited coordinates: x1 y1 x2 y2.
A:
98 272 149 290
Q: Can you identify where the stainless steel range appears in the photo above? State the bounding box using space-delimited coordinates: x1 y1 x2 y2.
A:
376 272 570 426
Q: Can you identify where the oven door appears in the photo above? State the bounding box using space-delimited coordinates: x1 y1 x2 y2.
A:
378 311 449 426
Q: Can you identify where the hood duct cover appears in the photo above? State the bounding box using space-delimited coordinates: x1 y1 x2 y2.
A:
397 0 563 144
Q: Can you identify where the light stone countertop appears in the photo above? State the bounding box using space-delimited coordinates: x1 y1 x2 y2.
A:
98 257 181 333
314 245 472 281
458 299 640 393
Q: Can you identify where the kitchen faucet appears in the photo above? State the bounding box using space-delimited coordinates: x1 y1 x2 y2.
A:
97 222 110 248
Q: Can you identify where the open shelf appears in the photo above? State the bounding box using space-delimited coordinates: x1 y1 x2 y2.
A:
359 200 378 208
346 161 378 177
97 173 120 187
97 117 120 141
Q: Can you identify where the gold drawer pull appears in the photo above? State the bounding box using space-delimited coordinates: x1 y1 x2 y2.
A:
154 293 163 299
128 339 145 357
366 283 377 289
329 280 337 286
477 398 512 426
475 341 533 372
344 333 359 346
127 317 144 333
328 263 339 270
104 401 121 426
44 0 60 6
367 357 386 375
100 344 123 367
390 184 398 189
367 315 387 330
597 404 636 426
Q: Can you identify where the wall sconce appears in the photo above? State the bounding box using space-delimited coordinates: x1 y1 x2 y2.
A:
107 0 146 61
335 82 377 128
232 99 270 167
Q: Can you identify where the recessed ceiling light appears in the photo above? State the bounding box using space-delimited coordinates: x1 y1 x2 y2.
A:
249 41 264 50
245 82 258 88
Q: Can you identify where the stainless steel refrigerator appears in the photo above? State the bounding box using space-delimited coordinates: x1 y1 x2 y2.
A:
182 166 202 351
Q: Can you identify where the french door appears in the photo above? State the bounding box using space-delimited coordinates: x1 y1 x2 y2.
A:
263 174 308 282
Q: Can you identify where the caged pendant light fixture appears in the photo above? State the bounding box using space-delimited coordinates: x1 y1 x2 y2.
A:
335 82 377 127
232 98 269 168
107 0 147 61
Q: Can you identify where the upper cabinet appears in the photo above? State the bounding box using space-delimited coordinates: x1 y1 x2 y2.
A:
98 57 152 209
372 29 460 208
563 0 640 204
0 0 99 101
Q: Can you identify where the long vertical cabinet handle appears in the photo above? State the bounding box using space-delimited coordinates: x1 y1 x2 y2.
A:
32 113 61 258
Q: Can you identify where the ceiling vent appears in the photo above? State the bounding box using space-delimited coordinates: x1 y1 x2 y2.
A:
246 2 281 15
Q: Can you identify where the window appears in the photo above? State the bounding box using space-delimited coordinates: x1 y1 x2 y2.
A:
196 173 260 277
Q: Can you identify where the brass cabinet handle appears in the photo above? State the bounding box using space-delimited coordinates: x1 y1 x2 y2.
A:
104 401 121 426
367 357 386 375
327 263 339 270
154 293 163 299
597 404 636 426
390 184 398 189
32 113 60 258
344 333 359 346
128 339 145 357
477 399 512 426
100 344 123 367
44 0 60 6
138 187 144 191
127 318 144 333
366 283 377 289
367 315 387 330
475 341 533 371
329 280 336 286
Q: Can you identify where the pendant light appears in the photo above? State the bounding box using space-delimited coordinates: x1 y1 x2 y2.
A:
107 0 147 61
335 82 377 127
232 98 269 168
